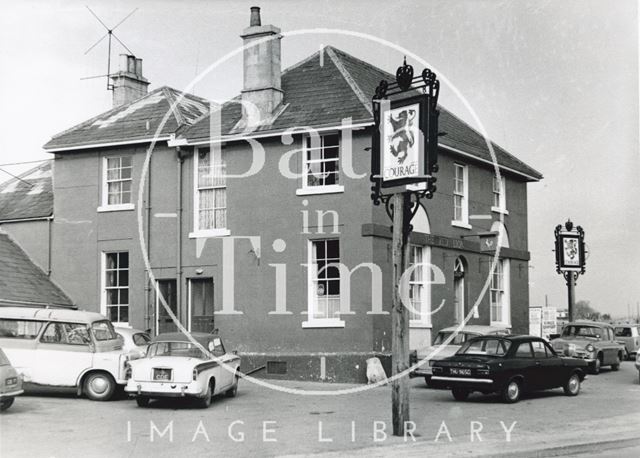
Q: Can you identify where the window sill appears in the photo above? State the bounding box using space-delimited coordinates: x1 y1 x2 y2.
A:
451 220 472 230
409 322 432 329
97 204 134 213
188 229 231 238
491 207 509 215
296 185 344 196
302 319 345 329
490 321 511 328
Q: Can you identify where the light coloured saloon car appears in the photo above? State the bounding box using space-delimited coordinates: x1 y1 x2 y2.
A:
115 326 151 360
410 325 510 386
0 348 23 411
126 332 241 408
0 307 129 401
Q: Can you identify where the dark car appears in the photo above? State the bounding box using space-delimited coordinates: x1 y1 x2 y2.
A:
431 335 588 403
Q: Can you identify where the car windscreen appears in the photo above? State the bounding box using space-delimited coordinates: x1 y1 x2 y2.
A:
92 320 118 341
562 325 601 338
147 341 207 359
458 338 510 356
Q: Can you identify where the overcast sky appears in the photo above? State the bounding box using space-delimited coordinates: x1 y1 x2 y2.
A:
0 0 638 317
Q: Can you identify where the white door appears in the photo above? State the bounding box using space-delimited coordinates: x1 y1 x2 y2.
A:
454 258 465 324
33 322 93 387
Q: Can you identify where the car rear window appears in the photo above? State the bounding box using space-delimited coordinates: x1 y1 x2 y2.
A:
459 338 510 356
0 319 43 339
133 333 151 346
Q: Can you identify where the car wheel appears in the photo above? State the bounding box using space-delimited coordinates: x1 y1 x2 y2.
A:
226 378 239 398
136 396 150 407
592 355 602 374
198 380 214 408
424 376 432 388
451 388 470 401
611 354 621 371
0 397 14 412
502 379 521 403
84 372 116 401
563 373 581 396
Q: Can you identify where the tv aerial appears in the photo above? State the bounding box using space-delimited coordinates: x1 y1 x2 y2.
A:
81 6 138 90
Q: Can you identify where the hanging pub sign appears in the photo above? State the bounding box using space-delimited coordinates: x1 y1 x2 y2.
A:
370 59 440 196
554 220 586 273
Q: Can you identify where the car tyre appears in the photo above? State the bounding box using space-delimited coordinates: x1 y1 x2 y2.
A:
136 396 150 407
226 378 239 398
611 354 621 371
563 373 581 396
592 355 602 374
84 372 116 401
0 397 14 412
424 376 433 388
451 388 470 401
502 379 521 403
198 380 214 408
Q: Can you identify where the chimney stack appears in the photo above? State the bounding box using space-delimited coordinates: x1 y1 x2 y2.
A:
240 7 283 127
110 54 150 108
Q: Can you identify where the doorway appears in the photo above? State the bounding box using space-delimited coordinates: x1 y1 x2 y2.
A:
453 257 466 324
189 278 215 333
155 279 178 334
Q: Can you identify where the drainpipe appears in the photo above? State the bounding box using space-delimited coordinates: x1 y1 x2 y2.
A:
47 216 53 276
176 147 185 327
144 149 152 332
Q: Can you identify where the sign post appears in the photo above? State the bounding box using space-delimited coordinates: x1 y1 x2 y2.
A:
371 58 440 437
554 220 586 322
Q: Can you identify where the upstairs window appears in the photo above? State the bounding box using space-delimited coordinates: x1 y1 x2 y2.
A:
492 176 507 213
193 147 228 236
101 156 132 210
452 163 469 227
298 134 343 195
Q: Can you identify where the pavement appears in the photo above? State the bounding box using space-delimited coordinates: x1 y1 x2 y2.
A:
1 361 639 457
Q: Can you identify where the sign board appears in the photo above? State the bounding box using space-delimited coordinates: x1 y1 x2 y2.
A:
554 227 585 273
529 307 542 337
542 307 558 339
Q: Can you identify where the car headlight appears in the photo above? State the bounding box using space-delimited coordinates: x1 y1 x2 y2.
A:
586 344 595 353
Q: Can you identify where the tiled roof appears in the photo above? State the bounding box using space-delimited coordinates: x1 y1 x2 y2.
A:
0 162 53 222
178 46 542 181
43 87 210 151
0 232 73 307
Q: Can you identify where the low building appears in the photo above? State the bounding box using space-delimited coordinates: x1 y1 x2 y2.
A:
37 8 541 382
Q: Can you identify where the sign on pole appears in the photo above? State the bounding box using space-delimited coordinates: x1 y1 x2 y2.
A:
554 220 586 322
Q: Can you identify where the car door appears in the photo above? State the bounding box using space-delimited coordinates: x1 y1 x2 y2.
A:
513 342 538 390
33 322 94 387
533 340 563 388
209 337 234 391
602 327 617 364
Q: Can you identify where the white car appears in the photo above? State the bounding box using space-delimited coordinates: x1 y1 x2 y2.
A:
411 325 510 386
635 352 640 383
115 327 151 360
125 332 241 408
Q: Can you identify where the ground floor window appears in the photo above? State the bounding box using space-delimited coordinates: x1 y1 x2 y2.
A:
409 245 432 326
490 258 511 326
305 239 342 326
103 251 129 324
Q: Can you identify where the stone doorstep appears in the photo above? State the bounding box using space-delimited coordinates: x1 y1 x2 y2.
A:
278 412 640 458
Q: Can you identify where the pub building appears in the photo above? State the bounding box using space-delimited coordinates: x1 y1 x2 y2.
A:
9 7 542 382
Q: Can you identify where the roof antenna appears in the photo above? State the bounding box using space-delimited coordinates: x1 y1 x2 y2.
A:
81 6 138 91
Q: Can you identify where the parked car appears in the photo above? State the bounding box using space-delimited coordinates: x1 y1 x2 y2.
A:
115 327 151 360
614 325 640 359
0 348 23 411
431 335 588 403
550 321 626 374
410 325 510 386
126 332 241 408
0 307 129 401
636 352 640 383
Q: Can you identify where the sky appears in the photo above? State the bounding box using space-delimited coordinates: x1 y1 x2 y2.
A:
0 0 638 317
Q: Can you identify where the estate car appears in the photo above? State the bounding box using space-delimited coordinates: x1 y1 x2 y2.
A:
431 335 588 403
0 307 129 401
550 321 626 373
614 325 640 359
126 332 241 408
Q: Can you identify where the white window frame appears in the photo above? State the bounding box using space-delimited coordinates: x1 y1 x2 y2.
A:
98 156 134 212
491 176 508 214
452 163 471 229
490 258 511 327
190 146 230 238
409 244 432 328
296 133 344 196
101 251 130 326
302 239 345 328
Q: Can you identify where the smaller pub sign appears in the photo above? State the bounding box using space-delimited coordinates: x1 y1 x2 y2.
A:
555 230 585 272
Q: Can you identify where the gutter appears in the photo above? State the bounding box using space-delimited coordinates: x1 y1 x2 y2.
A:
44 136 172 153
0 298 76 309
0 215 53 224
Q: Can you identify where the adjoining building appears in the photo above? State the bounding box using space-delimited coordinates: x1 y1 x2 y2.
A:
35 8 541 381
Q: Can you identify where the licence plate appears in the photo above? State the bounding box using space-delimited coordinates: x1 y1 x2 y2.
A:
450 368 471 376
153 369 172 381
5 377 17 386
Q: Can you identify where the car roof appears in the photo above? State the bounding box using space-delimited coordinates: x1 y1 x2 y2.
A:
438 325 510 333
565 321 612 328
468 334 543 342
152 332 219 347
0 306 109 324
114 326 149 337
